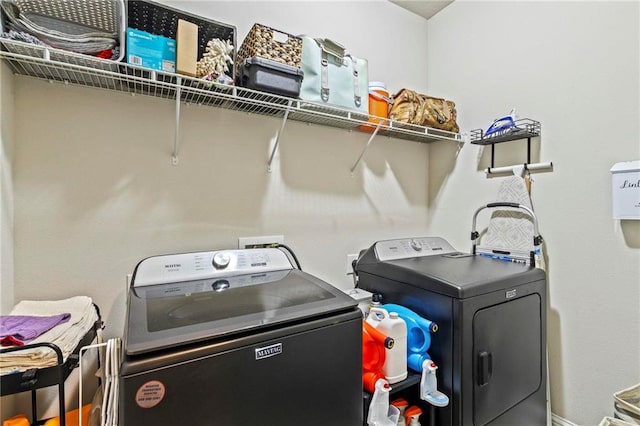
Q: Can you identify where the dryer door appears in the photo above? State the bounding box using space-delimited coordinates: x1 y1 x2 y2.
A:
473 294 542 426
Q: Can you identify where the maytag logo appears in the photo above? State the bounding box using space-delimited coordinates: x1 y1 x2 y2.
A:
255 343 282 360
164 264 181 269
506 289 517 299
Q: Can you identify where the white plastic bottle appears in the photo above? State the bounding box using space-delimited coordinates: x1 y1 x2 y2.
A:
366 307 408 384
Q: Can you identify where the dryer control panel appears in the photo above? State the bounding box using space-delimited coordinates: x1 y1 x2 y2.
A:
374 237 457 261
133 248 293 287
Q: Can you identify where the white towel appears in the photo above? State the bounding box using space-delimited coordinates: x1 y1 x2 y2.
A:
0 296 98 374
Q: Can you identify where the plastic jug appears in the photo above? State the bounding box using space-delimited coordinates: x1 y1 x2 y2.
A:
366 307 408 383
363 320 394 393
381 304 438 373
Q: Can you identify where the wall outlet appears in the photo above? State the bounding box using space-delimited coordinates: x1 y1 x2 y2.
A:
238 235 284 249
346 254 359 275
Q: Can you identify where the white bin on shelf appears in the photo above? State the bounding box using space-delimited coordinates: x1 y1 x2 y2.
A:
614 383 640 425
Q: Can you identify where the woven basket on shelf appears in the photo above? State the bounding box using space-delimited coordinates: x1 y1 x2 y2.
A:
235 23 302 80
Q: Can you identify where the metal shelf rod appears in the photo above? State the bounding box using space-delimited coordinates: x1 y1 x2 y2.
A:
267 101 292 172
350 123 382 175
173 76 182 165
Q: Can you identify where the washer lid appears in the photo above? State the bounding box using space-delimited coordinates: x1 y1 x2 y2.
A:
124 267 356 356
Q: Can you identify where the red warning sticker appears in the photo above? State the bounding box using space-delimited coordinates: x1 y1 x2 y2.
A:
135 380 166 409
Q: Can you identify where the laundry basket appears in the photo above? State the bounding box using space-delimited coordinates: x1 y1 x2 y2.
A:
614 383 640 424
1 0 125 58
0 0 125 78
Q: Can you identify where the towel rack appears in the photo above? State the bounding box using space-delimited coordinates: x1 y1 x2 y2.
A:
470 118 553 176
485 161 554 175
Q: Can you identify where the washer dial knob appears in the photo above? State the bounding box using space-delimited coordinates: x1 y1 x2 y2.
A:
410 239 423 251
212 252 231 269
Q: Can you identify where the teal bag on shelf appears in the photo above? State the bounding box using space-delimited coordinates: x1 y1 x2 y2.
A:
299 36 369 113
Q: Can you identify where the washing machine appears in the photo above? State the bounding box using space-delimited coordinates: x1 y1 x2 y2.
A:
355 237 547 426
120 247 363 426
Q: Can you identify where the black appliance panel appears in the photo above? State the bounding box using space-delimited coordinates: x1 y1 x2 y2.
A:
473 294 542 426
120 311 363 426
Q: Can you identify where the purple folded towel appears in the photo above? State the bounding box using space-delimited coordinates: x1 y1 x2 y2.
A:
0 313 71 346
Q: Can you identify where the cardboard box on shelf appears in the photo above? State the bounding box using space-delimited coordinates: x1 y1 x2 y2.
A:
176 19 198 77
126 28 176 73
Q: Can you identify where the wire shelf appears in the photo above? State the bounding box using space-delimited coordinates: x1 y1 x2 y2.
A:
469 118 541 145
0 39 464 144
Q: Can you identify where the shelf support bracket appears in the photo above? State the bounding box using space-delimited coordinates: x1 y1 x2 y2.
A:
267 101 292 172
350 123 382 175
172 76 182 165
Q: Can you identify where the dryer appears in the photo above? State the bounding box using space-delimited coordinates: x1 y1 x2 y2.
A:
356 237 547 426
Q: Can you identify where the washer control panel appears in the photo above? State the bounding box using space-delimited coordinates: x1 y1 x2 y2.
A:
133 248 293 287
374 237 457 261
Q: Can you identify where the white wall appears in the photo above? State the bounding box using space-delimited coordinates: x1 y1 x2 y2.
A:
1 61 15 315
425 1 640 424
0 54 18 424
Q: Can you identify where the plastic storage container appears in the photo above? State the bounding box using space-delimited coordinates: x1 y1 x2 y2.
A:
235 23 302 79
239 57 304 97
360 82 392 131
0 0 125 73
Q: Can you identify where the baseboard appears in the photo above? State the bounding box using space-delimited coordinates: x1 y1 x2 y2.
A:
552 413 579 426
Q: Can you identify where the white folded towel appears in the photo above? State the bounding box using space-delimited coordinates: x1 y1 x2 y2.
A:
0 296 99 374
